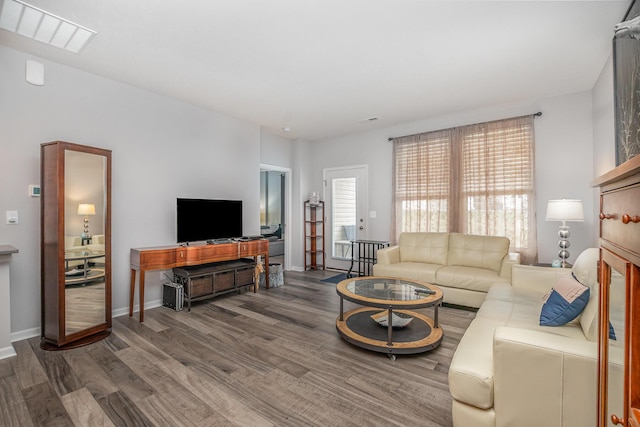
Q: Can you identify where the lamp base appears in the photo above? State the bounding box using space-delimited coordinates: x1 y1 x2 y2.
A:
557 225 571 268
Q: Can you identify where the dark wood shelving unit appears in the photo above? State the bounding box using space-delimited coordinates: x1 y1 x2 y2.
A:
304 200 325 270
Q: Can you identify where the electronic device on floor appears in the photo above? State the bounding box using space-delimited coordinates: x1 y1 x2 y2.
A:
162 275 184 311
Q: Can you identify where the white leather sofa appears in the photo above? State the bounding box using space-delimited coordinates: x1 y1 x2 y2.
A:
449 248 602 427
373 232 520 308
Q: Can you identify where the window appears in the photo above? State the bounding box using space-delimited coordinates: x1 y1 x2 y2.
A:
331 177 356 258
392 115 536 263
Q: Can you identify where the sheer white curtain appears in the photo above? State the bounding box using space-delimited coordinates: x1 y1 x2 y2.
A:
392 115 537 263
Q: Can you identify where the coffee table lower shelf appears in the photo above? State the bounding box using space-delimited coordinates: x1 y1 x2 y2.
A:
336 307 443 357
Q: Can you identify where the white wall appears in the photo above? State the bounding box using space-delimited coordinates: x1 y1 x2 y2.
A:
0 46 261 336
309 91 599 265
593 53 617 177
290 139 313 270
591 52 618 247
260 130 294 168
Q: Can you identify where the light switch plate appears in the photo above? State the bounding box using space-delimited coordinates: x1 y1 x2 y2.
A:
6 211 18 225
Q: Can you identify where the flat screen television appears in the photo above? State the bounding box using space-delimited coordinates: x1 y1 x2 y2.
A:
177 198 242 243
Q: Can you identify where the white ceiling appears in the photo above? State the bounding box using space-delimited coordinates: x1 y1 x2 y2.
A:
0 0 631 141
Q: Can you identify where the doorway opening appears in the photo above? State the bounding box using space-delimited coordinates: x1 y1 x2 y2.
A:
260 164 291 270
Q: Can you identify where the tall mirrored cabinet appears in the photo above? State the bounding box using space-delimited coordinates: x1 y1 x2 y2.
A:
593 153 640 427
41 141 112 350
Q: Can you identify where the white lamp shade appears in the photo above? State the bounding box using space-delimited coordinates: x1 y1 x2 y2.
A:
545 199 584 222
77 203 95 215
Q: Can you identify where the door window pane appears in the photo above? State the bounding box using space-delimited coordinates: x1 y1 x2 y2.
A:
332 177 356 259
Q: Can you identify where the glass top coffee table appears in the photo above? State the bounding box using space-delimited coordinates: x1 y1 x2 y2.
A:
336 276 443 360
64 250 105 286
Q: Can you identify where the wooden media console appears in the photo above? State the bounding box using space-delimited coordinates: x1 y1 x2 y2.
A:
130 239 269 322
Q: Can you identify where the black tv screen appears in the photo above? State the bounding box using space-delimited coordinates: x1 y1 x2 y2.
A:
177 198 243 243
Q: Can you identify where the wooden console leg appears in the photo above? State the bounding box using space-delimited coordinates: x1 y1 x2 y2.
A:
129 269 136 317
139 271 145 322
264 253 270 289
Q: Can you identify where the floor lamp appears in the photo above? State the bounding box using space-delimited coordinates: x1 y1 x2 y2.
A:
545 199 584 267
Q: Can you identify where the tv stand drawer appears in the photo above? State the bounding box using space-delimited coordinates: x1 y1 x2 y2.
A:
214 270 235 292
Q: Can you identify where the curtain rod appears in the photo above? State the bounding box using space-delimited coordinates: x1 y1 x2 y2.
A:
387 111 542 142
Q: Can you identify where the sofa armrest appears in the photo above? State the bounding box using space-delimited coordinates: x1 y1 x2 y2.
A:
376 245 400 265
493 327 598 427
498 252 521 281
511 264 572 295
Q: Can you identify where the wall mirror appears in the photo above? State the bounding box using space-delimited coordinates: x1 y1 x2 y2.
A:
599 250 629 426
607 267 626 424
41 141 112 350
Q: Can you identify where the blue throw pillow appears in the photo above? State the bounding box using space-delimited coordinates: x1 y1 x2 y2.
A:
609 322 617 341
540 275 590 326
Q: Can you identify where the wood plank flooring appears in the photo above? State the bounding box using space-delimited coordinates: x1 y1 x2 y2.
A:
0 270 476 427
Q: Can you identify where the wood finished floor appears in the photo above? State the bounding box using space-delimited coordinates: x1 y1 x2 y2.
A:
0 270 476 427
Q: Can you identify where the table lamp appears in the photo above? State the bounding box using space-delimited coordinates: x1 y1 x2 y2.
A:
77 203 95 238
545 199 584 267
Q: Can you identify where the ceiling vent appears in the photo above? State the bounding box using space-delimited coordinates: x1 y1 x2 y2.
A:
0 0 96 54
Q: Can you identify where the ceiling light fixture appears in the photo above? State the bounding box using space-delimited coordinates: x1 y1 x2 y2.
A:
0 0 96 54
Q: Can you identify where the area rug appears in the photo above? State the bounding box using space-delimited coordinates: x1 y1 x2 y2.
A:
321 273 349 284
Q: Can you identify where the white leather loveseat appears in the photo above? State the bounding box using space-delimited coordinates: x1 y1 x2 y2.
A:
449 248 601 427
372 232 520 308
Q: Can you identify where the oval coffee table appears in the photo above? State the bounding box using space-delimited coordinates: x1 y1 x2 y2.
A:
336 276 443 360
64 249 105 286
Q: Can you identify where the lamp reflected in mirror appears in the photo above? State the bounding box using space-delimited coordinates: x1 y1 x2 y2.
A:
78 203 95 238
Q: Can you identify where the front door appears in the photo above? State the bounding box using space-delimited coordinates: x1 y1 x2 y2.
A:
323 165 368 270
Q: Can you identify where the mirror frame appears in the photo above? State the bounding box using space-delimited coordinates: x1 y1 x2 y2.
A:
41 141 112 350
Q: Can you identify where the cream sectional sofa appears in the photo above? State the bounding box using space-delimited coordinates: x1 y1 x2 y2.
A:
449 248 604 427
372 232 520 308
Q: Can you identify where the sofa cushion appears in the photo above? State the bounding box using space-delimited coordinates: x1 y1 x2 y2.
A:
435 266 510 293
372 262 441 284
540 275 590 327
482 284 587 340
399 232 449 265
485 282 543 306
571 247 599 288
570 248 600 341
447 233 509 273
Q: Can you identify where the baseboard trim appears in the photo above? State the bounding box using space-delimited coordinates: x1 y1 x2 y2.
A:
11 326 40 343
10 300 164 345
0 345 17 360
113 299 162 318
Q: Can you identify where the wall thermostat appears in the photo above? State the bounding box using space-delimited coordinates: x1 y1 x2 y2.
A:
29 185 41 197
